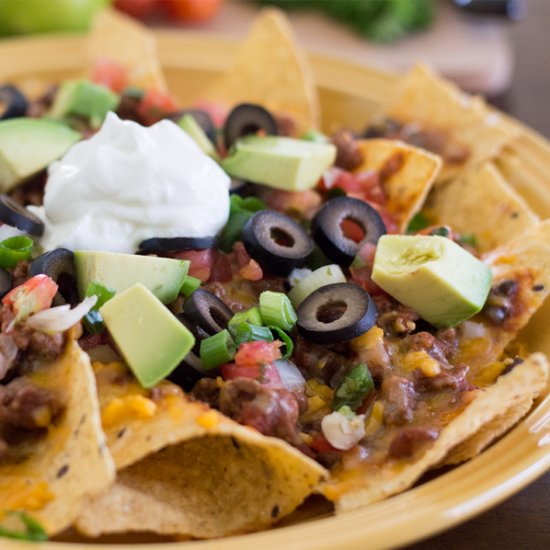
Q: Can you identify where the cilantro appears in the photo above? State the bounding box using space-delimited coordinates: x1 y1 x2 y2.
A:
333 364 374 411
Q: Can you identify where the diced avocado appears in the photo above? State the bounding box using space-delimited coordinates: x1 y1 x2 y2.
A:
178 114 219 160
0 117 80 191
49 79 119 128
101 283 195 388
74 250 189 304
371 235 492 328
221 135 336 191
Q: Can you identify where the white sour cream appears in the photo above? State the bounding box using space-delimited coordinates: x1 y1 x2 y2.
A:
31 112 230 253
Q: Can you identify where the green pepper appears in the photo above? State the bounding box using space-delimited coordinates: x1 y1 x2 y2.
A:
332 364 374 411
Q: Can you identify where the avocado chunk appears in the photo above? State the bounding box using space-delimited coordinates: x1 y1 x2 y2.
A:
178 114 219 160
74 250 189 304
221 135 336 191
101 283 195 388
49 79 119 128
0 117 80 191
371 235 492 328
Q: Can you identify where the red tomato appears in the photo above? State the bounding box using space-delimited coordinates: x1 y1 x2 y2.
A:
173 249 214 282
310 433 337 453
137 88 179 125
221 362 282 388
163 0 223 23
192 100 228 128
234 341 282 367
2 275 58 325
90 59 129 93
114 0 158 20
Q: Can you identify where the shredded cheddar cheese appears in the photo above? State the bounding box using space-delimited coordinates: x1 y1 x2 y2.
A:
196 410 219 429
401 350 441 377
101 395 157 427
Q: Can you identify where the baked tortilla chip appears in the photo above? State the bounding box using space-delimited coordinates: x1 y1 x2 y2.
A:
384 65 517 183
354 139 441 233
322 354 548 511
76 362 326 538
426 161 539 252
89 8 166 90
0 341 114 536
456 220 550 378
200 8 319 135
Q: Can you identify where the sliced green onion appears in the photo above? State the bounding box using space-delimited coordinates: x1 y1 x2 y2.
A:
288 264 346 308
268 325 294 359
0 235 33 268
228 306 263 332
407 211 430 233
333 364 374 411
85 280 115 310
200 329 236 370
233 322 273 346
218 195 266 252
0 511 48 541
301 128 329 143
83 309 105 334
180 275 201 297
259 291 297 331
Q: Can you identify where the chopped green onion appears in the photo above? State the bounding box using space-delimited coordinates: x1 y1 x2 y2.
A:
259 291 297 331
200 329 236 370
301 128 329 143
0 236 33 268
218 195 266 252
429 226 450 238
460 233 477 248
233 322 273 347
180 275 201 297
0 511 48 541
83 309 105 334
228 306 263 332
332 364 374 411
85 281 115 309
288 264 346 308
407 211 430 233
268 325 294 359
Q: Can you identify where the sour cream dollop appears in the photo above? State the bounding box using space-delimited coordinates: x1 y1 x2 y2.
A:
31 112 230 253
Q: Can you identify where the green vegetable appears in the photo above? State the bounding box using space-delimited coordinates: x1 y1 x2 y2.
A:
406 211 430 233
83 309 104 334
429 226 451 238
200 329 236 370
218 194 266 252
259 291 297 331
459 233 477 248
333 364 374 411
0 510 48 541
180 275 201 297
301 128 329 143
268 325 294 359
254 0 434 43
233 322 274 347
228 306 263 331
85 280 115 309
0 235 33 268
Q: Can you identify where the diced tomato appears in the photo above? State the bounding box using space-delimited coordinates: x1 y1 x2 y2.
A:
239 259 263 281
235 340 282 367
310 433 337 453
349 242 384 296
192 100 228 128
137 88 178 125
90 59 129 93
163 0 223 23
2 275 58 326
341 218 365 243
209 251 233 282
221 362 282 388
173 249 214 282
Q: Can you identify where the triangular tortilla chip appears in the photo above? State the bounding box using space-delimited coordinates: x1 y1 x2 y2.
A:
384 65 517 183
321 354 548 511
200 8 319 135
354 138 441 233
76 362 326 538
89 8 166 91
0 341 114 536
426 161 539 252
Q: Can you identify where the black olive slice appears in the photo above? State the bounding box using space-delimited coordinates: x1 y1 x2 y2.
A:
297 283 378 344
0 195 44 236
241 210 314 276
138 236 216 252
0 85 28 120
224 103 278 150
183 289 233 336
176 313 210 355
0 267 13 299
30 248 78 305
311 196 386 265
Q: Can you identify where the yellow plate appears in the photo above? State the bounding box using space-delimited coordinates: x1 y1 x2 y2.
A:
1 30 549 550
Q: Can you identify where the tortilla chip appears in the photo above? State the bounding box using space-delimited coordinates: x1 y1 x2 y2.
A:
0 341 115 536
354 139 441 233
426 162 539 252
456 220 550 377
76 362 326 538
385 65 517 183
200 8 319 135
89 8 166 91
322 353 548 511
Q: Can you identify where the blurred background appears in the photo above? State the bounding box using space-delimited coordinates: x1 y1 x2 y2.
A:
0 0 548 137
